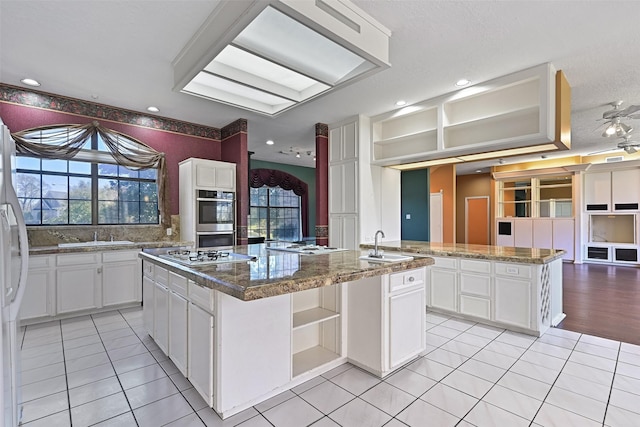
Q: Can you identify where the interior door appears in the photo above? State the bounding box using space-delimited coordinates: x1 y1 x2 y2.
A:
429 192 443 243
465 196 489 245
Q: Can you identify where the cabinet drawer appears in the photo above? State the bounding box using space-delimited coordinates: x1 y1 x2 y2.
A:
432 257 457 269
389 268 424 292
57 253 99 266
460 259 491 274
459 295 491 320
142 260 154 278
169 272 189 298
459 273 491 297
188 281 215 313
494 262 531 279
155 266 169 286
102 250 139 263
29 255 53 269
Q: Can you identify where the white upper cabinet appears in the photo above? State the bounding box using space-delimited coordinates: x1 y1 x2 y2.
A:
180 158 236 191
371 63 568 167
612 169 640 211
585 168 640 212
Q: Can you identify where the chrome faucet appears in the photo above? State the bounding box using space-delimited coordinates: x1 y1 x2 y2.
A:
373 230 385 258
110 234 114 242
94 231 98 242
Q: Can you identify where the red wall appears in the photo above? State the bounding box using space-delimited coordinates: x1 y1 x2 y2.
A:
0 102 222 215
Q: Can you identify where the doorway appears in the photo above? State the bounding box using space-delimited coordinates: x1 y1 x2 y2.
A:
465 196 489 245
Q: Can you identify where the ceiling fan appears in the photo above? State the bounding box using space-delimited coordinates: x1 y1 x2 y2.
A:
589 135 640 155
598 101 640 137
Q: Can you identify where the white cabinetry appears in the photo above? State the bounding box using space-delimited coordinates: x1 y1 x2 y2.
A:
180 157 236 191
21 249 142 324
153 266 170 354
371 64 564 166
585 168 640 212
292 286 342 377
142 262 154 336
56 253 100 314
102 250 141 306
169 272 188 376
188 301 215 407
493 263 532 329
20 255 55 320
426 256 562 336
348 269 426 377
427 257 457 312
329 121 359 249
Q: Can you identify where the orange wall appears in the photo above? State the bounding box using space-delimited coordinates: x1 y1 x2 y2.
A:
456 173 492 243
430 164 455 243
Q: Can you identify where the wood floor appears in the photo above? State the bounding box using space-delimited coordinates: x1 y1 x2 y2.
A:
558 262 640 345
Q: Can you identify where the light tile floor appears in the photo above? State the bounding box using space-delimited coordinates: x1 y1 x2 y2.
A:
17 307 640 426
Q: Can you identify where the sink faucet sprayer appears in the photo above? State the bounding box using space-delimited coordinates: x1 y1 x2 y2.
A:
373 230 385 258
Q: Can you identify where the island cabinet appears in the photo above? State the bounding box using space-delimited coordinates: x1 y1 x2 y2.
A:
347 268 426 377
426 255 563 336
21 250 141 324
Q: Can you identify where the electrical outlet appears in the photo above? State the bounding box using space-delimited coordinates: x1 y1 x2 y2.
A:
406 214 411 220
166 228 172 236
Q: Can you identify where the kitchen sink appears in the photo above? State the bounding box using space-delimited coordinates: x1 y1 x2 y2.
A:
58 240 135 248
359 253 414 263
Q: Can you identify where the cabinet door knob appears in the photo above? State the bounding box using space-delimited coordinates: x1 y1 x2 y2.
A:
408 276 415 282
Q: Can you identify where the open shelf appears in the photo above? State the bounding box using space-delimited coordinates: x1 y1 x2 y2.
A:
292 346 340 377
589 214 636 244
443 106 540 149
373 108 437 141
293 307 339 330
373 130 437 161
444 78 539 125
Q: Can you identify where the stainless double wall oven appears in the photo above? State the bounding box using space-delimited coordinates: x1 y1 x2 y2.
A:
196 189 235 248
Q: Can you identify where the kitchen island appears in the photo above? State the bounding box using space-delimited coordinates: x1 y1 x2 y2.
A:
361 241 565 336
139 244 433 418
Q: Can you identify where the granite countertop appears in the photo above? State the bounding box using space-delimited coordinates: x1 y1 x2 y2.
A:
360 241 565 264
29 241 193 255
139 244 434 301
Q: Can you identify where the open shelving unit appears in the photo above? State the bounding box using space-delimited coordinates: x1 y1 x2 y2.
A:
369 63 564 167
291 286 342 378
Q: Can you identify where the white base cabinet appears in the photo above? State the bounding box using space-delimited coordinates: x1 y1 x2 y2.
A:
21 250 141 324
188 302 214 407
426 256 564 336
348 268 426 377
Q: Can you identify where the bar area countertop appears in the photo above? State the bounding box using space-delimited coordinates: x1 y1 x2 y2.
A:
139 244 434 301
360 240 565 264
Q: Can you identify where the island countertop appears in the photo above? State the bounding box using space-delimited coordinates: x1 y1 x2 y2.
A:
139 244 434 301
360 241 565 264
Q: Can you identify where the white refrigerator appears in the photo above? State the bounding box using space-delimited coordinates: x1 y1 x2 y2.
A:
0 117 29 427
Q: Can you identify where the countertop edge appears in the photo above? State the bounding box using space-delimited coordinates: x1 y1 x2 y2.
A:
139 250 434 301
360 242 565 264
29 241 193 255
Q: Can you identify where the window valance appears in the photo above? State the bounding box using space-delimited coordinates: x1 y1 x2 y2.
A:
11 121 170 227
250 168 309 237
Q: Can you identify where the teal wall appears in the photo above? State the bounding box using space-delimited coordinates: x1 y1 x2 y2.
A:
250 159 316 236
401 169 430 241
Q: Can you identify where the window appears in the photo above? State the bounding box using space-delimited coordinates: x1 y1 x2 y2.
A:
249 186 301 241
16 133 159 225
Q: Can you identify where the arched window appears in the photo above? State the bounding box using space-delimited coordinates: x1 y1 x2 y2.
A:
249 169 309 240
12 122 167 226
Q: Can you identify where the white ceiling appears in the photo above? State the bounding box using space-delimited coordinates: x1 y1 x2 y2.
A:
2 1 640 173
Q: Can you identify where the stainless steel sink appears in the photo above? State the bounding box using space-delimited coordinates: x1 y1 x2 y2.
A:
58 240 135 248
359 253 413 263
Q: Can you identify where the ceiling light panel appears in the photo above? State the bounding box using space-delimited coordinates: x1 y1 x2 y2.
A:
173 0 391 116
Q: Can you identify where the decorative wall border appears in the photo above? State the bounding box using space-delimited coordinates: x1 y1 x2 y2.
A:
221 118 248 139
0 83 222 140
315 123 328 138
315 225 329 238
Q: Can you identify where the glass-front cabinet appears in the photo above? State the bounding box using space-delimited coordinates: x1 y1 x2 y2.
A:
497 175 573 218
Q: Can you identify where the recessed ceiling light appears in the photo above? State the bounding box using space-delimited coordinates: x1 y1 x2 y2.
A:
455 79 470 87
266 139 274 145
475 169 482 173
21 78 40 87
395 100 407 106
295 152 301 158
147 106 160 113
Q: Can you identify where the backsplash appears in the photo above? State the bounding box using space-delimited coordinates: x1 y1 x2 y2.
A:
27 215 181 247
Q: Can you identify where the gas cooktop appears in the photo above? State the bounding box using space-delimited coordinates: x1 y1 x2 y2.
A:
159 249 256 267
